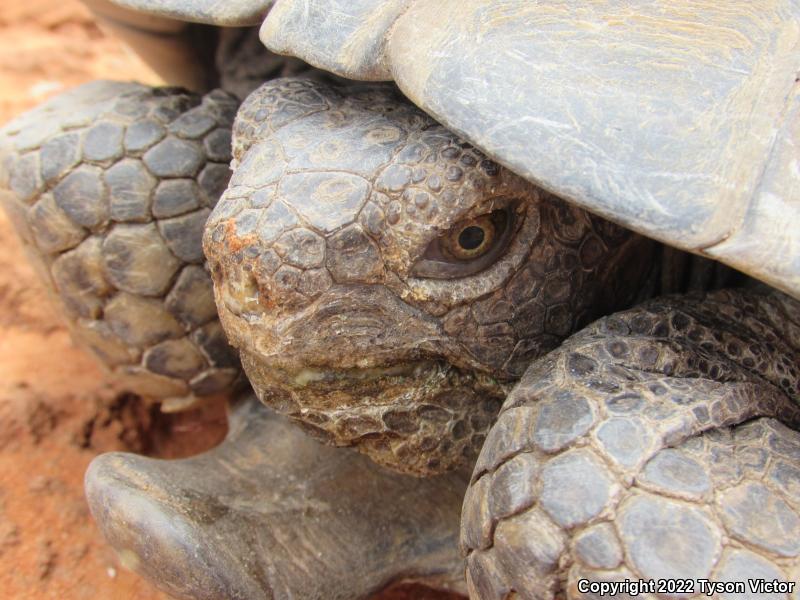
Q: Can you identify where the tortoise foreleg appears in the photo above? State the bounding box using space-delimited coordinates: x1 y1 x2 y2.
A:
86 394 468 599
0 80 241 408
463 288 800 599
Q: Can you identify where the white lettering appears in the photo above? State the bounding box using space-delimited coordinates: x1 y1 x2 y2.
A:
748 579 796 594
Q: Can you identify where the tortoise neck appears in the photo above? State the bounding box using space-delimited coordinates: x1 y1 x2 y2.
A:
652 245 746 298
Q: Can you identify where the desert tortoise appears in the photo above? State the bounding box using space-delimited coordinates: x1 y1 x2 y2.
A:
1 0 800 598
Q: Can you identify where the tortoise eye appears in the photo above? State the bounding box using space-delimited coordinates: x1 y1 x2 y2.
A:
412 207 515 279
442 215 497 260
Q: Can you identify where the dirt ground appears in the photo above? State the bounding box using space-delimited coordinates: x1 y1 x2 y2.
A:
0 2 462 599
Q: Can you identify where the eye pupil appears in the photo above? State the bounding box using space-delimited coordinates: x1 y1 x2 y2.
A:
458 226 485 250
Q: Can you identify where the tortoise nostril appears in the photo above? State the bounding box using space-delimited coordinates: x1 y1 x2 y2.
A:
221 268 264 316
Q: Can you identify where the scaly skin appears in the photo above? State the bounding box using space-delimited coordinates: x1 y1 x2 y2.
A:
463 289 800 598
6 77 800 600
0 81 241 409
203 79 800 596
203 78 656 476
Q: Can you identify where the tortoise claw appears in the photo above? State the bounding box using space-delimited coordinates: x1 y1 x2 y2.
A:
86 395 467 600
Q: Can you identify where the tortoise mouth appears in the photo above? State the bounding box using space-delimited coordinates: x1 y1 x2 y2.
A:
278 361 438 390
239 351 507 476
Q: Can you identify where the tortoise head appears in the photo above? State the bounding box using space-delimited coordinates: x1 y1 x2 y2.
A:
204 79 654 475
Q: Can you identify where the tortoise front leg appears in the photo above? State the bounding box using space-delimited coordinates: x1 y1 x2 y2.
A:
463 288 800 599
0 80 241 410
86 393 467 600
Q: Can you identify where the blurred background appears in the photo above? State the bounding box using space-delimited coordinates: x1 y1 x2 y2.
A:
0 2 459 598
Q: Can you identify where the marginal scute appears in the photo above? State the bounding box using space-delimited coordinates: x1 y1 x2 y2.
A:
110 0 275 26
262 0 800 298
261 0 409 79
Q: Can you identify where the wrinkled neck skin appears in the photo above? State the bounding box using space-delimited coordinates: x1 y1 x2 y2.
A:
656 245 745 298
204 78 657 476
